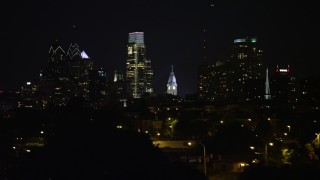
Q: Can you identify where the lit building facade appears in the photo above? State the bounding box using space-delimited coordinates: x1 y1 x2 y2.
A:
197 37 264 102
300 77 320 105
18 82 46 109
197 63 215 101
231 37 264 79
46 40 68 81
270 65 298 103
197 61 237 102
89 68 108 108
230 37 264 101
38 41 95 106
110 70 126 99
126 32 153 98
41 41 70 106
66 43 94 99
167 66 177 96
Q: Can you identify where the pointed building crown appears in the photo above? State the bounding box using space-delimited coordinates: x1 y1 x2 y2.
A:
81 51 90 59
167 66 177 86
49 40 65 54
66 43 81 59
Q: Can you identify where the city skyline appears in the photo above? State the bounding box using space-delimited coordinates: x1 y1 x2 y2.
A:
0 0 319 97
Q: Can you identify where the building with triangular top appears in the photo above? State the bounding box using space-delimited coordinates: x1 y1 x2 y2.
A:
167 66 178 96
38 41 96 107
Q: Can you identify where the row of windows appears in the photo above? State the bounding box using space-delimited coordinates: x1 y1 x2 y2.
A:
168 86 176 90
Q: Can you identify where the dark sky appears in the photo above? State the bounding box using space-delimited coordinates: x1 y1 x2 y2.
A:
0 0 319 97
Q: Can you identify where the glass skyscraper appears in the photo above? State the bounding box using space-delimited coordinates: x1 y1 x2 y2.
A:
126 32 153 98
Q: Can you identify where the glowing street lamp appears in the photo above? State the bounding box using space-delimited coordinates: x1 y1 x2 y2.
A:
287 125 291 132
199 143 207 176
167 117 178 137
187 142 207 176
265 142 274 165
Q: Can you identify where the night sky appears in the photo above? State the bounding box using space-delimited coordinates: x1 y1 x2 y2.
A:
0 0 319 97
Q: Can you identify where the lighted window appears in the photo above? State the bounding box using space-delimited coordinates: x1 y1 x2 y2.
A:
173 86 176 90
168 86 170 90
128 47 133 54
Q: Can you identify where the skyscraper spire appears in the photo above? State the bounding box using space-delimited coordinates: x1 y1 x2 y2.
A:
167 66 177 96
264 68 271 100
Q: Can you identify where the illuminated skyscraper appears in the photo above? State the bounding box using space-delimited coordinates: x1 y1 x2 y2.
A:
231 37 264 79
40 41 95 106
66 43 94 99
271 65 297 103
197 63 215 101
197 37 264 102
46 40 67 81
89 68 108 108
167 66 177 96
126 32 153 98
231 37 264 101
197 61 236 102
43 40 70 106
110 70 126 99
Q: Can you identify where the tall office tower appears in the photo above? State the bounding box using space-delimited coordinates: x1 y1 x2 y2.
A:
231 37 264 79
81 51 94 99
197 63 215 101
89 68 108 108
197 61 237 102
126 32 153 98
39 41 95 107
42 40 70 106
271 65 297 103
230 37 264 101
110 70 126 99
46 40 67 81
66 43 94 99
167 66 178 96
264 68 271 100
300 77 320 105
66 43 83 96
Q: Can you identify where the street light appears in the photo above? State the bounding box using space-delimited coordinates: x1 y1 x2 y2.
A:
169 125 173 136
187 142 207 176
199 143 207 176
287 125 291 132
265 142 273 165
